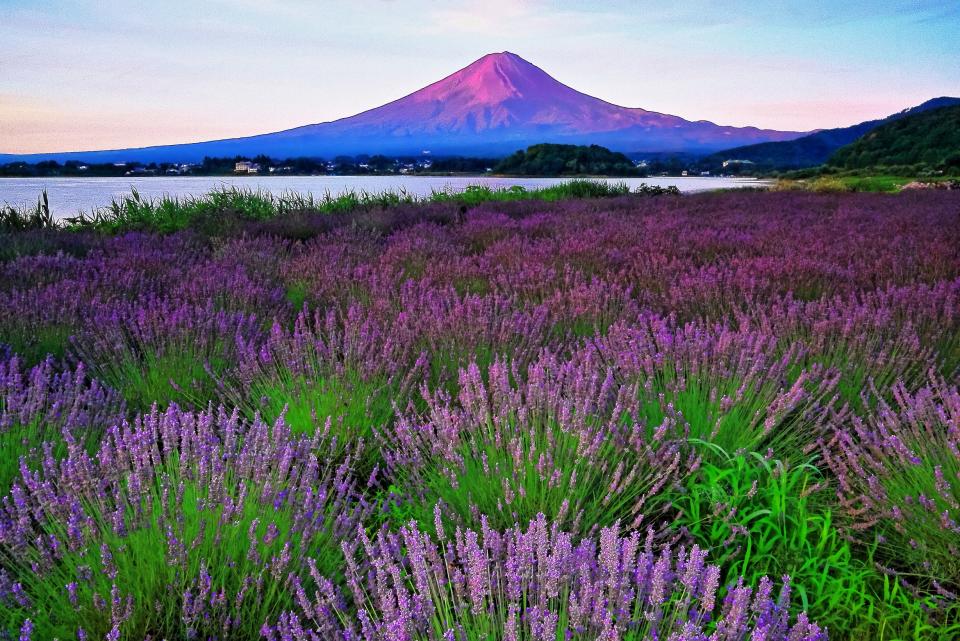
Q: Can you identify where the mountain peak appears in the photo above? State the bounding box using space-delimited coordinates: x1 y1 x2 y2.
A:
481 50 523 61
414 51 556 105
470 51 527 66
0 52 807 162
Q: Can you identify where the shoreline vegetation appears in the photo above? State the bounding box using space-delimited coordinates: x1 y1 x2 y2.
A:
775 174 960 193
2 172 952 238
0 180 680 235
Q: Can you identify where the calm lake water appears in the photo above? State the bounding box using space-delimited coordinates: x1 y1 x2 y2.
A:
0 175 767 220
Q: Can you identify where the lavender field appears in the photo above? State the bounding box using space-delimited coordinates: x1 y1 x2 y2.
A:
1 189 959 640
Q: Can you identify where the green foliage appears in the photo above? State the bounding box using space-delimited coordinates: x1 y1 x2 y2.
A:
829 105 960 173
284 281 310 310
119 351 223 410
247 371 395 471
773 175 933 194
60 181 639 235
674 448 864 628
67 187 289 234
835 175 913 193
494 143 640 176
672 446 960 640
0 416 66 492
77 333 237 412
0 323 72 366
430 178 634 204
703 97 960 173
0 190 55 231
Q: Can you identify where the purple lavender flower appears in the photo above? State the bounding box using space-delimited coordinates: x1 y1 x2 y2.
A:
274 515 819 640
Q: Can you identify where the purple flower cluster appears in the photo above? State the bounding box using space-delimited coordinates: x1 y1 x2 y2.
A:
387 347 693 533
0 354 124 488
0 404 368 639
823 377 960 595
267 514 825 641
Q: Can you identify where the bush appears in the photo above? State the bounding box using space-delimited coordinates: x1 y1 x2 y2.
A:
0 405 368 640
267 515 826 641
824 378 960 597
389 353 689 534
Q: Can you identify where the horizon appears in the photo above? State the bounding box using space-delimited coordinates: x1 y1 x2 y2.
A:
2 1 959 155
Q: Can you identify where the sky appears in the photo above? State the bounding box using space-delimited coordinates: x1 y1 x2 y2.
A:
1 0 958 154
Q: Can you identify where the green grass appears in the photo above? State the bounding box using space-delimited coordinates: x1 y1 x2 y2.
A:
247 370 395 472
836 175 914 192
774 174 951 193
671 444 960 640
284 281 311 310
58 180 645 235
92 349 228 411
0 417 68 492
0 191 55 231
0 323 73 366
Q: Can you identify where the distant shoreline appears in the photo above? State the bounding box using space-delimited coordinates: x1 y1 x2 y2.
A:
0 173 766 181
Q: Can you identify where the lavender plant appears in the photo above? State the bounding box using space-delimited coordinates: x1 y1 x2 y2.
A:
824 378 960 597
265 514 826 641
388 351 691 535
0 405 369 640
595 319 839 462
72 299 263 410
228 307 426 468
0 355 124 490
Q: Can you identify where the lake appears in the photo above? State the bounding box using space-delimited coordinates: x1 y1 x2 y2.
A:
0 175 767 220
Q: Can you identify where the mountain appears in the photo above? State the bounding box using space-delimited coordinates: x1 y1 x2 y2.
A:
0 52 805 163
828 103 960 172
702 97 960 171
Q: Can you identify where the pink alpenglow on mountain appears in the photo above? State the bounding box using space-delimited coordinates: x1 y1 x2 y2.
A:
0 52 806 163
350 51 659 134
328 52 791 140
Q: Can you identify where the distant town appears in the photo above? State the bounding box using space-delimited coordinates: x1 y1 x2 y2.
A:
0 147 752 179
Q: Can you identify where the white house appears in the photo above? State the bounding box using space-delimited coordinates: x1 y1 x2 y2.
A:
235 161 260 174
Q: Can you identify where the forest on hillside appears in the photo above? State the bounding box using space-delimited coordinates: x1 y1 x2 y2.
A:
829 104 960 173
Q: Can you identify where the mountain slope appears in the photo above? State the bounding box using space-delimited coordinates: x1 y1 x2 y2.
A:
0 52 805 163
703 97 960 171
828 103 960 171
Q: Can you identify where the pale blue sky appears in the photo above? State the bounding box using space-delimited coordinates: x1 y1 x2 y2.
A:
1 0 958 153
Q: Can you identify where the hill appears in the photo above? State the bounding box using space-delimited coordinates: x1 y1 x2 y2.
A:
0 52 804 164
493 143 638 176
701 97 960 172
827 104 960 173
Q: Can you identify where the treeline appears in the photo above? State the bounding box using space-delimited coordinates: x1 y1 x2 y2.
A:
0 154 500 177
1 145 712 178
494 144 640 176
